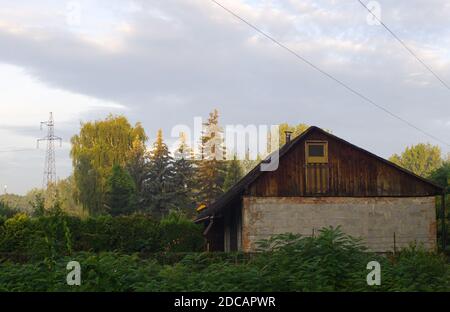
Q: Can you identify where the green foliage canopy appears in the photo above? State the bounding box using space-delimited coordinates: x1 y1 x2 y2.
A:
70 115 147 215
278 123 309 146
223 155 243 191
105 165 137 216
389 143 443 178
0 227 448 292
429 161 450 192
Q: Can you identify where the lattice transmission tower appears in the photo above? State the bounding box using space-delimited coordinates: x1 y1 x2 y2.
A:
37 112 62 189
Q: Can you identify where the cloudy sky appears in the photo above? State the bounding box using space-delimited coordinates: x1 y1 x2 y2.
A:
0 0 449 194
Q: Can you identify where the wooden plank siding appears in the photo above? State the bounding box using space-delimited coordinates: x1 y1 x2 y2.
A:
305 163 330 195
247 129 438 197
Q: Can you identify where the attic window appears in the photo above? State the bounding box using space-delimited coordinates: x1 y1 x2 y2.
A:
306 141 328 163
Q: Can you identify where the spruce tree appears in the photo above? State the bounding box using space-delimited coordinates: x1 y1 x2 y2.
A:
126 135 150 206
172 132 196 215
241 148 262 174
223 154 243 191
105 164 137 216
144 129 175 217
196 110 227 205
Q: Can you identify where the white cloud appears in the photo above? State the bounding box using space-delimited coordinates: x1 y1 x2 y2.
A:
0 63 124 128
0 0 449 194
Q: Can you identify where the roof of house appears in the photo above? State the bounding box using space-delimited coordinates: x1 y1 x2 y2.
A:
195 126 444 222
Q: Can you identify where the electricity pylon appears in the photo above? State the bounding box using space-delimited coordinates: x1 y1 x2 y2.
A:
37 112 62 189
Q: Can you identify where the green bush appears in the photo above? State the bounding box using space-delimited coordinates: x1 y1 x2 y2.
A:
0 252 161 292
1 227 448 292
251 227 376 291
160 211 204 252
0 214 37 255
385 246 450 291
69 215 161 253
0 212 204 258
0 201 17 218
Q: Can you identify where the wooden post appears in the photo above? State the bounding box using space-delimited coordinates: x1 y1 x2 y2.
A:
393 232 397 255
442 193 447 251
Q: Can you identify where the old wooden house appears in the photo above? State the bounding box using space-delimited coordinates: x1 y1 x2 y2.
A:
195 126 445 252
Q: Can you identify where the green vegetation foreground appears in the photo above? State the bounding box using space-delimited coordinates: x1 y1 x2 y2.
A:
0 227 448 292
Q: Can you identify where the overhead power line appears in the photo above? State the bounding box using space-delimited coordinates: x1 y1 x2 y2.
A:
358 0 450 91
209 0 450 148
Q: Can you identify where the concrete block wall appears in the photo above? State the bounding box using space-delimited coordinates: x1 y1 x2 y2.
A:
241 196 436 252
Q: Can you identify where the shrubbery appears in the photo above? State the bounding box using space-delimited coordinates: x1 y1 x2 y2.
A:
0 201 17 219
0 227 448 292
159 212 204 252
0 211 204 259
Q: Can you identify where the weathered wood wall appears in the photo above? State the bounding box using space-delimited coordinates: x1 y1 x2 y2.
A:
248 129 438 197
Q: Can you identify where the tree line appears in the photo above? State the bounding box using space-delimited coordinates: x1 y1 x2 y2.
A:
1 114 448 220
67 111 315 218
69 110 249 218
0 111 311 218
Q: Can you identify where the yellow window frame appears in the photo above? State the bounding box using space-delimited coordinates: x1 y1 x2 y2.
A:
305 141 328 164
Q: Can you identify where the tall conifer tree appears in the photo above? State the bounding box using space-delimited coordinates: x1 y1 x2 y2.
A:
196 110 227 205
223 154 243 191
241 148 262 175
144 129 175 217
126 135 150 206
173 132 196 215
